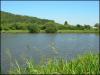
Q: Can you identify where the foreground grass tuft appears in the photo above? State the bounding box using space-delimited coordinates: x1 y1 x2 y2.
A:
9 53 100 74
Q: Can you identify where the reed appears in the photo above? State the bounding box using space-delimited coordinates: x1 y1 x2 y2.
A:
9 53 100 74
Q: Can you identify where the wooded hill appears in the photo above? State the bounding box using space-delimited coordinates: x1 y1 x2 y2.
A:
1 11 61 30
1 11 99 32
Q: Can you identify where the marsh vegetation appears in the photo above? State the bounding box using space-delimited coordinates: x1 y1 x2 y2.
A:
8 53 100 74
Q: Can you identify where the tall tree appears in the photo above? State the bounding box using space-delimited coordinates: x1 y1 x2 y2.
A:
94 23 100 28
64 21 68 25
84 24 91 30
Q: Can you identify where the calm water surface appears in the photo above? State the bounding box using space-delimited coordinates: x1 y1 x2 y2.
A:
1 33 99 73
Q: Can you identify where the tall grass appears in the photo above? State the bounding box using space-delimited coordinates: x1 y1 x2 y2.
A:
9 53 100 74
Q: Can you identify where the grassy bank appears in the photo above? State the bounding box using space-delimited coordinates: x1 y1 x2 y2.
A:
9 53 99 74
58 30 99 33
1 30 29 33
1 30 99 33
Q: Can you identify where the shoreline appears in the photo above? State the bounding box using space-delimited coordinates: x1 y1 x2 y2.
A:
1 30 99 33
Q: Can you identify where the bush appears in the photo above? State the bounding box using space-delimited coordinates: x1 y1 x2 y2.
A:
28 24 40 33
84 25 91 30
45 22 58 33
58 25 68 30
76 24 84 30
40 25 46 30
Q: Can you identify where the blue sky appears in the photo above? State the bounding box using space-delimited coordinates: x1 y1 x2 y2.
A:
1 1 99 26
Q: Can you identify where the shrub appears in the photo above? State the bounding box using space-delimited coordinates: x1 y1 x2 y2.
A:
28 24 40 33
40 25 46 30
76 24 84 30
58 25 68 30
45 22 58 33
84 25 91 30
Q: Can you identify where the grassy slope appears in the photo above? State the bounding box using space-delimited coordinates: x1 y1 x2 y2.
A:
9 53 99 74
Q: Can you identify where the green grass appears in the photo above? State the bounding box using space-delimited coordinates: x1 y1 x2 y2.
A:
1 30 99 33
1 30 46 33
9 53 100 74
1 30 29 33
58 30 99 33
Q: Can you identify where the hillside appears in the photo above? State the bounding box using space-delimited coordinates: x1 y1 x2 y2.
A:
1 11 60 30
1 11 99 32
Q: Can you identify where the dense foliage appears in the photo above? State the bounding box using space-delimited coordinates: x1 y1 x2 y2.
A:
28 24 40 33
45 22 58 33
1 11 99 32
64 21 68 25
1 11 55 31
94 23 100 29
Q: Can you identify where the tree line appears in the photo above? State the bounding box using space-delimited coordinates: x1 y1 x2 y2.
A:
1 11 99 33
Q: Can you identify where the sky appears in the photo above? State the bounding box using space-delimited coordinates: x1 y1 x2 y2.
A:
1 1 99 26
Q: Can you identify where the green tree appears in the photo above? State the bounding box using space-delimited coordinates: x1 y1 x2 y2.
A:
64 21 68 25
1 11 57 31
94 23 100 30
68 25 77 30
45 22 58 33
58 25 68 30
40 25 46 30
76 24 84 30
28 24 40 33
94 23 100 29
84 24 91 30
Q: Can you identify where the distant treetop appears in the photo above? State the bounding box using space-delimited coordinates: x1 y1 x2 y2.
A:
64 21 68 25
